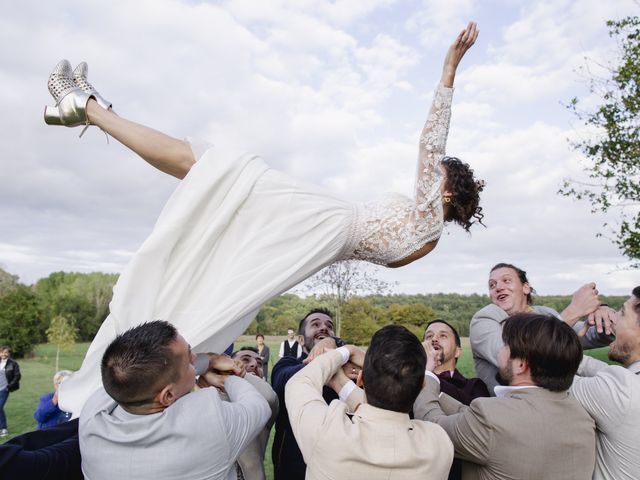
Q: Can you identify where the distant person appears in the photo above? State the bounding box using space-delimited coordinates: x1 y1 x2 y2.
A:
570 286 640 480
423 320 489 405
34 370 73 430
416 313 596 479
255 334 270 380
80 320 270 480
279 328 301 359
0 346 21 437
470 262 615 392
286 325 453 479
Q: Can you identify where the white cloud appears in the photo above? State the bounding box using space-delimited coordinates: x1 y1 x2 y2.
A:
406 0 478 50
0 0 636 298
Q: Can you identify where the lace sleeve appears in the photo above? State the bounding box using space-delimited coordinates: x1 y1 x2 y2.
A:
347 84 454 266
415 83 453 218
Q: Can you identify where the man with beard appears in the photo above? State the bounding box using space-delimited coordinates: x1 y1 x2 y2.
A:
570 286 640 480
286 325 453 480
423 320 489 480
271 308 355 480
470 262 615 393
423 320 489 405
415 313 596 480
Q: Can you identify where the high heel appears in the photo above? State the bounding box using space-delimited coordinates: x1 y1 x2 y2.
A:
44 59 94 128
72 62 112 110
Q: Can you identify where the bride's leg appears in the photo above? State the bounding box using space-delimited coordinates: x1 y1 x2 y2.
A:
87 100 195 179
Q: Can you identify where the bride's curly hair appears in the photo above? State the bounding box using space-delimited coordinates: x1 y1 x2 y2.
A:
441 156 485 231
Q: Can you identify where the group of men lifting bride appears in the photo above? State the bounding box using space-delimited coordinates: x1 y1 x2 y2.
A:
1 21 638 480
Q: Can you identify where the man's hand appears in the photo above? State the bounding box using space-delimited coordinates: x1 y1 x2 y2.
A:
303 337 338 364
441 21 479 87
561 283 601 326
425 348 441 373
198 371 228 390
207 353 246 377
422 339 433 356
578 305 617 337
327 367 351 395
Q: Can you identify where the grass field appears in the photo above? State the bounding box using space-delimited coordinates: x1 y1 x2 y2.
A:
1 336 615 479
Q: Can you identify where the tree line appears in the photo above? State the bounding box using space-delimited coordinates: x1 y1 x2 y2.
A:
0 268 627 356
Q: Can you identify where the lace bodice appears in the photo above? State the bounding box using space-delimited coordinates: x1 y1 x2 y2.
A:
346 84 453 266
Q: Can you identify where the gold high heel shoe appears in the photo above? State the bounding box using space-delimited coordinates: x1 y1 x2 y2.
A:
72 62 112 111
44 59 94 128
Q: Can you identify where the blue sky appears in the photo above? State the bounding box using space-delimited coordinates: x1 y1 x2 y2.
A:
1 0 638 296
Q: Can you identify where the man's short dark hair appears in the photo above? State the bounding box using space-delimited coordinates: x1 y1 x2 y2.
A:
362 325 426 413
424 319 461 347
232 346 259 357
502 313 581 392
101 320 181 407
491 263 535 305
298 307 334 335
255 333 265 340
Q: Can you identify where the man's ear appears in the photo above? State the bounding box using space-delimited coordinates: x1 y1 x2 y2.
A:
513 358 529 376
356 370 364 389
156 384 177 407
523 282 531 296
454 346 461 360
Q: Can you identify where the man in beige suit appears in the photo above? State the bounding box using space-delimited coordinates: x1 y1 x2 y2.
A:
570 286 640 480
286 325 453 480
415 313 596 480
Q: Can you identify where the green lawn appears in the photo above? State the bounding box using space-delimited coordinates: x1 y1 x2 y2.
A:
1 337 615 480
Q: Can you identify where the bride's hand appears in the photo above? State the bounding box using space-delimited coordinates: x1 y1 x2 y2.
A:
442 21 479 87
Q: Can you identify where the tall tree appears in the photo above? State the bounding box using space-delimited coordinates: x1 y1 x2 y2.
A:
0 286 42 357
341 298 384 345
34 271 118 340
47 315 78 371
561 15 640 266
304 261 393 337
0 268 19 297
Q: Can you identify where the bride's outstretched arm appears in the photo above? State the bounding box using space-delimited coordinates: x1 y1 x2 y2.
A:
414 22 478 218
441 22 479 88
349 23 479 267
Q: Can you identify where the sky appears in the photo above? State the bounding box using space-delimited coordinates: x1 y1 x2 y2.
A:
1 0 638 296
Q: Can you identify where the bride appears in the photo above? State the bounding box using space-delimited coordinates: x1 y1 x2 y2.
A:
47 23 482 414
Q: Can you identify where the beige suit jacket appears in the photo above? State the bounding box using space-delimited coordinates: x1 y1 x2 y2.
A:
414 376 596 480
286 349 453 480
570 357 640 480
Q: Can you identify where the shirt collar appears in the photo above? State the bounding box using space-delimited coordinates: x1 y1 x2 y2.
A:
628 360 640 374
494 384 539 397
354 403 412 424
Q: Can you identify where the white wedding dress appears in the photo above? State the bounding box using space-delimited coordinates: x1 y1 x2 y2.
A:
59 84 454 415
